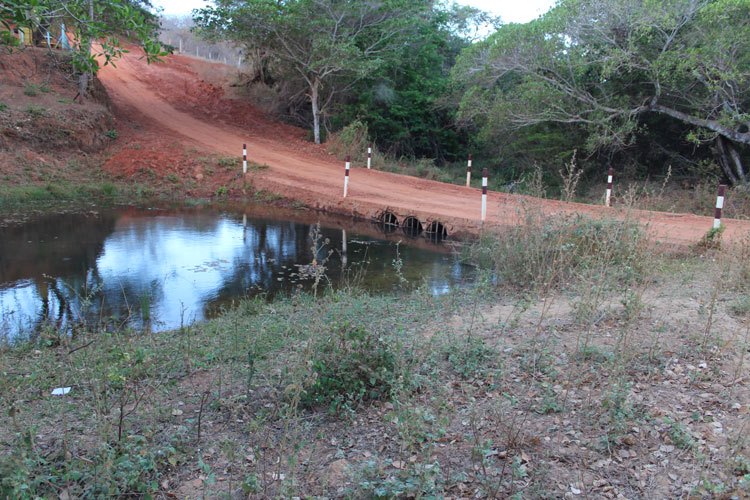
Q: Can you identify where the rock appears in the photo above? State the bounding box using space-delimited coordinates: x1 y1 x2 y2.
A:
326 459 351 486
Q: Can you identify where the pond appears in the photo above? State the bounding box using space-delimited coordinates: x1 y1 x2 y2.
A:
0 204 475 338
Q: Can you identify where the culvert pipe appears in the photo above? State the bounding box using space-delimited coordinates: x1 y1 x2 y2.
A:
402 216 423 237
375 210 399 234
425 221 448 241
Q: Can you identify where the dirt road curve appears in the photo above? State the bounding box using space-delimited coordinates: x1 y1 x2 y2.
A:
98 51 750 247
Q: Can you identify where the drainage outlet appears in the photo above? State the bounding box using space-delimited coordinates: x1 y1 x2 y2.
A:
376 211 399 233
402 216 423 237
425 221 447 240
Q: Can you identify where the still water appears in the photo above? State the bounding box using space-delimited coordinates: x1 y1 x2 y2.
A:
0 205 473 337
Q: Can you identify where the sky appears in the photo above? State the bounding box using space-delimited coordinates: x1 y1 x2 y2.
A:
153 0 557 24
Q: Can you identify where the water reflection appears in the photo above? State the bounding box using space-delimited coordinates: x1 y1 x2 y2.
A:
0 206 473 338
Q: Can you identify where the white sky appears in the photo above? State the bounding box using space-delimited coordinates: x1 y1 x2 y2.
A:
153 0 556 24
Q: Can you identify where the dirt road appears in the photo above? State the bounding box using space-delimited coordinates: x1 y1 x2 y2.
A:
98 50 750 247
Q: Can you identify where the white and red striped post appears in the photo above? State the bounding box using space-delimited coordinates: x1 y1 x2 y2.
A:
714 184 726 229
466 154 472 187
605 168 613 207
242 144 247 174
343 155 350 197
367 145 372 170
481 168 488 221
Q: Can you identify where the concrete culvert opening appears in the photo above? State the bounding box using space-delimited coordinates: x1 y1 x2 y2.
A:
376 211 399 233
425 221 447 241
402 216 423 237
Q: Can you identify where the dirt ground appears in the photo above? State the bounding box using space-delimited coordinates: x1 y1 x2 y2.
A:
152 263 749 499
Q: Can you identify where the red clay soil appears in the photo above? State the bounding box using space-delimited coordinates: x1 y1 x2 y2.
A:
98 49 750 247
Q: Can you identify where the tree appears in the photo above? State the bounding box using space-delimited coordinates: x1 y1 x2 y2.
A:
195 0 426 144
2 0 165 97
453 0 750 183
335 3 499 161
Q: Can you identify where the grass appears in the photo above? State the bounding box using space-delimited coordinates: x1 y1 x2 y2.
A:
1 212 749 498
0 182 136 208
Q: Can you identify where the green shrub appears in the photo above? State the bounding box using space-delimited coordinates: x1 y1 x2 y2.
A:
302 323 397 410
0 431 176 499
445 337 498 378
353 459 444 499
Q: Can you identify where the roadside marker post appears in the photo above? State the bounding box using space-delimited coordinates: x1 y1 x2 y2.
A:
367 145 372 169
242 144 247 174
344 155 350 197
605 168 614 207
714 184 726 229
481 168 488 221
466 154 472 187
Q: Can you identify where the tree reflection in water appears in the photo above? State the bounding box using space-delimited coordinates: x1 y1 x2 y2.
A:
0 207 472 339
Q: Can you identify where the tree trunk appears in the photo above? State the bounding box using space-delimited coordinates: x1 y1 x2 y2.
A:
77 0 94 98
78 71 89 98
727 141 746 182
311 77 321 144
716 136 739 185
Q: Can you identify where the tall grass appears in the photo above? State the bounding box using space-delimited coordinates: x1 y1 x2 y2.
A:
463 209 648 291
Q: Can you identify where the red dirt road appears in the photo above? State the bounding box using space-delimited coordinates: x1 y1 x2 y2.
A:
99 50 750 247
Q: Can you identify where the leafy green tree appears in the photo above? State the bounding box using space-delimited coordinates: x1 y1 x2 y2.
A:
195 0 427 144
337 4 497 161
453 0 750 184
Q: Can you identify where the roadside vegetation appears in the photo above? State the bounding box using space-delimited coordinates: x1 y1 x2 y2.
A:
2 209 749 498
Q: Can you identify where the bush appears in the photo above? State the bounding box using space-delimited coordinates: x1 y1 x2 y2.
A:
464 211 647 291
302 323 397 411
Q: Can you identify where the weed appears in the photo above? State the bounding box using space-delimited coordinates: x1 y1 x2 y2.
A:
465 211 646 292
533 387 562 414
730 297 750 318
663 417 696 450
0 101 7 112
23 85 38 96
600 378 633 444
697 224 725 249
301 323 397 411
247 160 270 171
445 337 498 378
353 459 444 499
24 104 46 119
253 189 281 202
104 129 118 140
559 150 581 202
101 181 117 196
168 173 180 184
217 156 235 168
